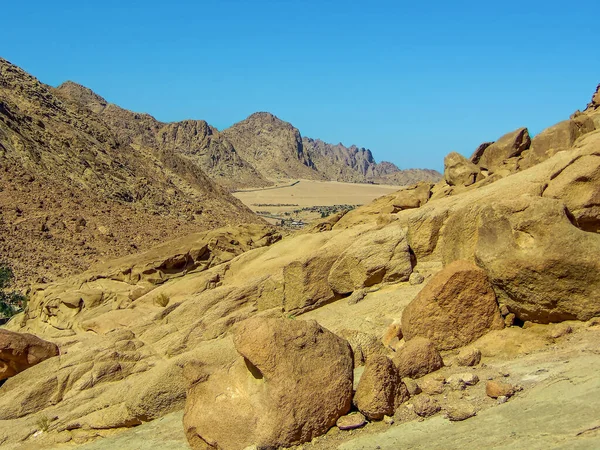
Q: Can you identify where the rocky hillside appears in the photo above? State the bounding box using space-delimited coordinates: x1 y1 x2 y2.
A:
0 84 599 449
303 137 441 185
54 82 270 190
0 58 263 287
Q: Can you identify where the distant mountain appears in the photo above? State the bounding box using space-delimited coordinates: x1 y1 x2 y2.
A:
0 58 262 286
302 137 442 185
54 83 441 189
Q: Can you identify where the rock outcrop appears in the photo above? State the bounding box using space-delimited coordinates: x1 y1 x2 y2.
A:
443 152 482 187
474 127 531 173
519 116 595 170
183 318 353 449
401 260 504 350
328 226 413 295
0 330 59 379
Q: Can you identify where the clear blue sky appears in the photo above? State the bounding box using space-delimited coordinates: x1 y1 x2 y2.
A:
2 0 598 171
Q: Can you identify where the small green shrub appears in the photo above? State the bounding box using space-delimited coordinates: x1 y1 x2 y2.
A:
36 415 50 432
154 292 170 307
0 264 26 318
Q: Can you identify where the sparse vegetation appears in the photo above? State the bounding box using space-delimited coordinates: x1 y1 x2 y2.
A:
154 292 171 307
0 264 27 318
36 415 51 432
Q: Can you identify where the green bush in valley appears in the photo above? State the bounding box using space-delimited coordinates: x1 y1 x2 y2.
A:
0 264 27 318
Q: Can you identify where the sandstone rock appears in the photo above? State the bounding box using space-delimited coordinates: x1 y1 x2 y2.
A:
184 318 353 449
382 321 403 349
401 260 504 350
444 152 482 187
455 348 482 367
419 378 445 395
393 337 444 379
409 272 425 285
542 154 600 232
328 226 413 295
470 142 493 164
353 355 409 420
347 289 366 305
486 380 515 399
519 116 595 170
336 412 367 430
474 196 600 323
338 329 387 368
384 182 433 212
0 330 59 380
403 378 422 396
475 128 531 173
445 402 477 421
411 395 440 417
446 373 479 390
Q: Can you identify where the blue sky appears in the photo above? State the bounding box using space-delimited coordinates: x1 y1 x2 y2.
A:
2 0 598 171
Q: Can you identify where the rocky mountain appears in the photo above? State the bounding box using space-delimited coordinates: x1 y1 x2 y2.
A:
222 112 325 182
302 137 442 185
0 58 263 287
54 82 270 190
55 82 441 189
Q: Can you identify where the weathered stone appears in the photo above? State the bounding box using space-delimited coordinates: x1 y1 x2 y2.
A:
354 355 409 420
444 152 482 187
412 395 440 417
338 329 387 368
519 116 595 170
455 348 482 367
409 272 425 285
0 330 59 380
445 402 477 421
328 226 412 295
486 381 515 399
184 318 353 449
393 337 444 379
476 128 531 173
401 260 504 350
336 412 367 430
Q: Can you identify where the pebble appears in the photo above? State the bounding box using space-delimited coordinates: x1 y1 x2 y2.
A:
336 412 367 430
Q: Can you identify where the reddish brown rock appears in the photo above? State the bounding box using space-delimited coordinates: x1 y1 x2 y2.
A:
455 348 482 367
486 380 515 399
353 355 409 420
0 330 59 380
392 337 444 379
401 260 504 350
412 395 440 417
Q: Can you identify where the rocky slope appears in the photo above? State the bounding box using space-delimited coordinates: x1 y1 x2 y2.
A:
0 58 263 287
54 82 270 191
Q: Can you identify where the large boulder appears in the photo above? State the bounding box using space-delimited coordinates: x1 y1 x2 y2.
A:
328 226 413 295
0 329 59 380
519 116 595 170
401 260 504 350
353 355 409 420
392 337 443 378
474 196 600 323
183 318 353 449
475 128 531 173
444 152 482 187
